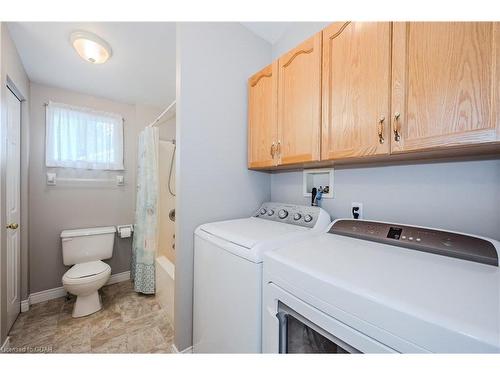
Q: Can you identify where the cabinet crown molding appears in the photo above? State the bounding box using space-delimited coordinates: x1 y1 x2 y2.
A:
327 22 351 40
282 47 314 68
250 73 272 87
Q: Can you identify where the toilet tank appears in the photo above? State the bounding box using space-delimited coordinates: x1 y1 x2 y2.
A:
61 226 116 266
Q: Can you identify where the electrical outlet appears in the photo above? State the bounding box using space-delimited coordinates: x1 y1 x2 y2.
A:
351 202 363 220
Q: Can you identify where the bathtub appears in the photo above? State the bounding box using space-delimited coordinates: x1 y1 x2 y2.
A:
155 256 175 324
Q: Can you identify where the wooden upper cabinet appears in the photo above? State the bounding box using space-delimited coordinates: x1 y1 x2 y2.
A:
391 22 500 153
277 33 322 165
321 22 391 160
248 62 278 168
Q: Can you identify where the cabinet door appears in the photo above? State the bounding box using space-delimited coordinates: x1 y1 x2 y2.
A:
392 22 500 153
277 33 322 165
248 62 278 168
322 22 391 160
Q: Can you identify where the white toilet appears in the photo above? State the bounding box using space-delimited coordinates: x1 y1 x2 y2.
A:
61 226 116 318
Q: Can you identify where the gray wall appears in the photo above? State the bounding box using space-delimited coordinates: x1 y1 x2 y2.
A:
0 23 30 344
272 159 500 240
28 82 162 294
175 22 272 350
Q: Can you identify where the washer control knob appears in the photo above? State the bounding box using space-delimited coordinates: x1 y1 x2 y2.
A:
278 209 288 219
260 208 267 215
267 210 275 216
304 214 313 223
293 213 302 221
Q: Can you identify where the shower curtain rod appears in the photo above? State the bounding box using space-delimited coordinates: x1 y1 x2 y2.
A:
148 100 176 128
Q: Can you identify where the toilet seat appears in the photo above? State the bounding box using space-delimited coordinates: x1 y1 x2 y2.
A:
62 260 111 285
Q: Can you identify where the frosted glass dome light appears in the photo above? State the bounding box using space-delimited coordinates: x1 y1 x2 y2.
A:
70 31 112 64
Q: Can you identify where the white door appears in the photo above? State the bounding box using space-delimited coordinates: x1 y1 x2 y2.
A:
6 87 21 332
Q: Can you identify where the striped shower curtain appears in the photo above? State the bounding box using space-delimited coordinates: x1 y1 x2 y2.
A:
131 126 159 294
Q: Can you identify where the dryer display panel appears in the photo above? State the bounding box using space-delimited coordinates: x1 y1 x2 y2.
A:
329 220 498 266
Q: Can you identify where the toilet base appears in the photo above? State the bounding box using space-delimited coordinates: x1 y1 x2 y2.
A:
72 291 102 318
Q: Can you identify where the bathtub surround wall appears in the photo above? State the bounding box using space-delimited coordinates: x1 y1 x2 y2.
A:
0 23 30 344
159 115 176 141
136 104 176 142
158 140 176 263
175 23 272 351
28 82 163 294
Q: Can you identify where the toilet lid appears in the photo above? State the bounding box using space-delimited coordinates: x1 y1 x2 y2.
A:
65 261 110 279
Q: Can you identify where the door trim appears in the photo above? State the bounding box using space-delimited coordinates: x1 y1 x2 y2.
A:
4 85 22 332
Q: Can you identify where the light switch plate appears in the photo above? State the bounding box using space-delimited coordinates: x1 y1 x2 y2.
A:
46 172 56 186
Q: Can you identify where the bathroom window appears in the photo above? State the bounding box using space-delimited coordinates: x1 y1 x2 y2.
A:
45 101 124 170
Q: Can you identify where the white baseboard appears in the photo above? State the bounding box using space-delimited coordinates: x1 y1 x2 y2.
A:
27 271 131 307
29 286 67 305
1 336 10 352
21 299 30 312
171 344 193 354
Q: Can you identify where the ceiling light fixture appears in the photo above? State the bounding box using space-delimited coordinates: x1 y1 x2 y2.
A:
70 31 112 64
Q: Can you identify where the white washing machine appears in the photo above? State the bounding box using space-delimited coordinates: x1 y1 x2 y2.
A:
193 202 330 353
263 219 500 353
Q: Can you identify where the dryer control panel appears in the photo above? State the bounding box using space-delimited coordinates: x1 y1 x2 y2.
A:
329 219 498 266
254 202 322 229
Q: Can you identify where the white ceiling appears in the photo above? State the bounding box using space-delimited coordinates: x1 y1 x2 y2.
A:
7 22 176 108
240 22 292 44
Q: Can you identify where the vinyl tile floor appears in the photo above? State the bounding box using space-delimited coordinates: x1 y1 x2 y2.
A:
6 281 174 353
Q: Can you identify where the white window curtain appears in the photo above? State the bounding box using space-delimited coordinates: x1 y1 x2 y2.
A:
46 101 124 170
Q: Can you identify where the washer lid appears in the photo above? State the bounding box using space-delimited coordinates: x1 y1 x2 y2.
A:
65 261 109 279
199 217 308 249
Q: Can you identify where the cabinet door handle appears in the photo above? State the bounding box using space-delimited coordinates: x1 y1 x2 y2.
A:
393 112 401 142
270 142 276 157
378 116 385 144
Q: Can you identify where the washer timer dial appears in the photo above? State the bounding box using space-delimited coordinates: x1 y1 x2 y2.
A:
278 209 288 219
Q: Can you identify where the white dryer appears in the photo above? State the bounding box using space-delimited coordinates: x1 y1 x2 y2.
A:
193 202 330 353
263 219 500 353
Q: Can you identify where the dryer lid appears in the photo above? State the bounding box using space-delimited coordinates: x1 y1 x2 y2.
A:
65 261 109 279
264 227 500 352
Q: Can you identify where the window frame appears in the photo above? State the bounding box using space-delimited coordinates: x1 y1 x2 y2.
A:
45 101 125 171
